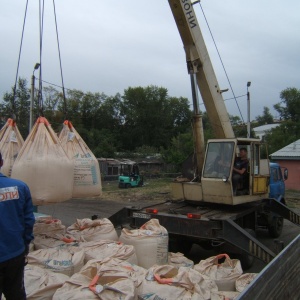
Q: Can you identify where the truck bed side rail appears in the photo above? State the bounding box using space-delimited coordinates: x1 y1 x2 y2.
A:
264 198 300 226
236 234 300 300
222 219 275 264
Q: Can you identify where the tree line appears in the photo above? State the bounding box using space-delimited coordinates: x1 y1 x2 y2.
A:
1 78 300 169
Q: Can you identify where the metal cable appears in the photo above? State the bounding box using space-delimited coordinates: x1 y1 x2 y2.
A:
197 2 245 123
38 0 45 116
53 0 68 120
12 0 29 120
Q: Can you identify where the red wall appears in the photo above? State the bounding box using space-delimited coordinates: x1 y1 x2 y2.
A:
275 159 300 191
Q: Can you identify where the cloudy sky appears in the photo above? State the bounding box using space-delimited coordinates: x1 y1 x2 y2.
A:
1 0 300 122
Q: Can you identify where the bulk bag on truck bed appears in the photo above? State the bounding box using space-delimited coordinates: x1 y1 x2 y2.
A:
24 264 69 299
78 240 138 265
0 118 24 177
34 219 66 237
138 264 218 300
193 253 243 292
66 218 118 242
59 120 102 198
168 252 194 269
119 218 169 269
53 257 146 300
11 117 74 205
27 246 85 276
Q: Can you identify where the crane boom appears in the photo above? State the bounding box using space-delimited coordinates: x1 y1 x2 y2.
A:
168 0 235 139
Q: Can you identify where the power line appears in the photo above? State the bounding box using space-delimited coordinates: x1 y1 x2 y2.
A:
197 2 245 123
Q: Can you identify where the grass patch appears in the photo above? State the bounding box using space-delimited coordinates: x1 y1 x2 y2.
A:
102 178 173 202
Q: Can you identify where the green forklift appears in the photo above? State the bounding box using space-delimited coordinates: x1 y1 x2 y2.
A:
118 162 144 188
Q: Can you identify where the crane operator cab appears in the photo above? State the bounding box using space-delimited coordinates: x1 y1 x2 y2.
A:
172 138 270 206
201 138 270 205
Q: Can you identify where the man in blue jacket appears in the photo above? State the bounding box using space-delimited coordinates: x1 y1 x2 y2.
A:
0 152 35 300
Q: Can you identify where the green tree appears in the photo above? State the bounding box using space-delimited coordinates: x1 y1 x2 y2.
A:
119 86 191 150
202 112 214 141
263 87 300 156
94 94 122 133
274 87 300 122
255 106 274 126
134 145 158 156
86 128 118 158
264 120 300 156
0 78 30 138
59 89 85 128
161 131 194 170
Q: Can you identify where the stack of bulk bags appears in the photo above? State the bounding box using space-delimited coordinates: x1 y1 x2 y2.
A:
0 118 24 177
59 120 102 198
119 219 169 269
11 117 74 205
66 218 118 242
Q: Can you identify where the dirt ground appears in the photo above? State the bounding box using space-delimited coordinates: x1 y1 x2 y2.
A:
38 178 300 226
102 179 300 207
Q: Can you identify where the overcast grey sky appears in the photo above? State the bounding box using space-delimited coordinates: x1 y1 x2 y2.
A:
1 0 300 122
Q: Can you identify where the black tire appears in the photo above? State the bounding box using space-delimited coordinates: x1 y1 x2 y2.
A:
237 228 256 270
268 216 284 238
125 183 131 189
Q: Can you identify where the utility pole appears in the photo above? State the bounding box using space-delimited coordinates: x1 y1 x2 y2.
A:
247 81 251 138
29 63 40 132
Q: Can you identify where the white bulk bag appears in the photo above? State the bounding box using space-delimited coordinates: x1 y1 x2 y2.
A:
67 218 118 242
53 258 146 300
27 246 85 276
24 264 69 299
0 118 24 177
235 273 258 292
33 234 78 250
119 219 168 269
211 291 241 300
11 117 74 205
33 219 66 237
59 120 102 198
193 253 243 292
79 240 138 265
138 264 217 300
168 252 194 269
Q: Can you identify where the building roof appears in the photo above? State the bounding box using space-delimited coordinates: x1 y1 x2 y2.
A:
253 124 280 133
270 139 300 160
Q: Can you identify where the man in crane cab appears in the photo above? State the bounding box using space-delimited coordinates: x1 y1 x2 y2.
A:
232 147 249 195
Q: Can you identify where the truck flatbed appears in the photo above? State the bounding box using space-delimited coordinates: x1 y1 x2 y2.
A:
109 199 300 266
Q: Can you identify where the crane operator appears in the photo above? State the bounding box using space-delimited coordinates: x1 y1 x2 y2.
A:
232 147 249 195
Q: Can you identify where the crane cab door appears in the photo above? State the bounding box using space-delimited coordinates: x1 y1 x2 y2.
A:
201 139 270 205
